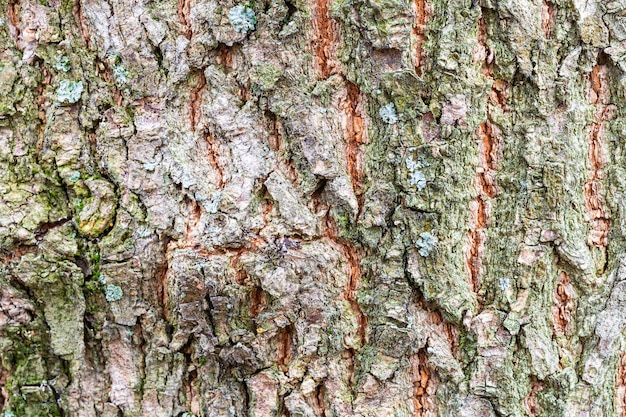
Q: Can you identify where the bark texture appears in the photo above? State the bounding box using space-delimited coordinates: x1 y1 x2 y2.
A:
2 0 626 415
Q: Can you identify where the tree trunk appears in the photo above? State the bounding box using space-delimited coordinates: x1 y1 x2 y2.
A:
1 0 626 415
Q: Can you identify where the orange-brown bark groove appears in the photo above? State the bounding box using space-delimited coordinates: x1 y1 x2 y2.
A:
541 1 556 39
277 325 293 371
552 271 574 335
73 0 92 48
343 81 366 210
476 16 494 77
411 349 435 417
190 71 206 132
466 121 498 295
6 1 20 46
177 0 192 39
311 0 338 78
324 215 368 347
585 63 610 248
524 377 544 416
466 14 504 298
412 0 428 75
618 351 626 416
204 133 225 188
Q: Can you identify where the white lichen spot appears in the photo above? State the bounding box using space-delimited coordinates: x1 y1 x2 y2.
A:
68 171 81 182
416 231 438 257
4 411 15 417
228 5 257 33
205 192 222 214
379 103 398 124
409 170 427 190
113 64 129 84
406 155 428 190
56 80 83 104
54 55 71 72
105 284 123 302
498 277 510 291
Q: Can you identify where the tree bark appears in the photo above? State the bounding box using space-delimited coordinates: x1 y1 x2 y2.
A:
2 0 626 415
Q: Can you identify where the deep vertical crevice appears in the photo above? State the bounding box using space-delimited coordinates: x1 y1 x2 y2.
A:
412 0 427 75
311 0 338 78
585 58 610 252
342 81 366 211
190 71 206 132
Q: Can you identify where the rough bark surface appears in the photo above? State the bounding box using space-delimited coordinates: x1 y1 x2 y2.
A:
2 0 626 416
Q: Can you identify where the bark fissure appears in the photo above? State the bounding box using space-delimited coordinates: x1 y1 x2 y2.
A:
177 0 192 39
73 0 92 48
204 132 225 188
311 0 338 79
524 378 544 416
618 351 626 416
412 0 427 75
190 72 206 132
552 271 574 335
466 121 498 297
541 1 556 39
585 62 610 249
343 81 366 211
411 349 434 417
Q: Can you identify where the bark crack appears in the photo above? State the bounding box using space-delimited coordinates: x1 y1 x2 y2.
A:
412 0 427 75
585 61 610 250
311 0 338 79
73 0 92 48
177 0 192 39
190 71 206 132
342 81 366 212
552 271 574 335
541 1 556 39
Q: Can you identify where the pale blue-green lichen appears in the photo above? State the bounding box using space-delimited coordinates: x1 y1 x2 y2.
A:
379 103 398 124
105 284 123 302
68 171 81 183
406 156 427 190
416 232 437 257
113 64 129 84
498 277 510 290
54 56 71 72
56 80 83 104
205 192 221 213
228 5 257 33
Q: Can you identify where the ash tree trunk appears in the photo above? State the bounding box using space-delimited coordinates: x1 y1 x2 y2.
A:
2 0 626 415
